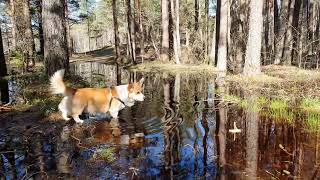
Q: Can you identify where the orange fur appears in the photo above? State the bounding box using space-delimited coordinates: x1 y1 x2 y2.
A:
50 69 145 123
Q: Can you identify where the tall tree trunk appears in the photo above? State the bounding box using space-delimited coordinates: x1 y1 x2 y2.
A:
38 0 44 57
217 0 228 71
194 0 200 31
13 0 36 68
43 0 69 76
275 0 290 64
6 0 16 51
205 0 209 57
175 0 181 59
243 0 263 76
282 0 297 65
170 0 180 64
274 0 280 64
126 0 136 64
234 0 246 73
112 0 121 60
65 0 71 56
135 0 145 63
161 0 170 61
291 0 302 65
267 0 275 65
0 27 7 77
209 21 216 65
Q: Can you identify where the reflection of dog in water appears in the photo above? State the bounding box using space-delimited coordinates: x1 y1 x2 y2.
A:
50 69 145 123
92 120 145 148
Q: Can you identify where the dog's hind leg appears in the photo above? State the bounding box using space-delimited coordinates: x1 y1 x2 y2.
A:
59 97 71 121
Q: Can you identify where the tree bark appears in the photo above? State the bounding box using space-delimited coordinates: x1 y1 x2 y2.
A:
112 0 121 60
43 0 69 76
13 0 36 68
175 0 181 59
282 0 297 65
209 21 216 65
38 0 44 56
170 0 180 64
65 0 72 56
217 0 228 71
161 0 170 61
243 0 263 76
126 0 136 64
275 0 290 64
194 0 200 31
135 0 145 63
291 0 302 65
0 27 7 77
6 0 16 51
205 0 209 57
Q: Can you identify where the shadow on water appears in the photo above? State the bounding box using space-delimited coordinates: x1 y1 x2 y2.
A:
0 61 319 179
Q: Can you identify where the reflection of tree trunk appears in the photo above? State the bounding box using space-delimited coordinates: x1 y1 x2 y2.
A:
245 94 259 179
215 74 226 179
174 73 180 102
162 78 181 177
201 106 209 176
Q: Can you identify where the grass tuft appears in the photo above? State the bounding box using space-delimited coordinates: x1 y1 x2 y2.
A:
98 147 116 163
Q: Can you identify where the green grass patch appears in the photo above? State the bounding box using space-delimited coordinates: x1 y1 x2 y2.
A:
305 113 320 132
300 98 320 113
98 147 117 163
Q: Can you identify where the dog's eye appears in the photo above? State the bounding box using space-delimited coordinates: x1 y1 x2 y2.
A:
137 92 141 94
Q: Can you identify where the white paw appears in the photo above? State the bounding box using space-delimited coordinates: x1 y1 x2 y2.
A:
64 117 71 121
74 119 84 124
62 115 71 121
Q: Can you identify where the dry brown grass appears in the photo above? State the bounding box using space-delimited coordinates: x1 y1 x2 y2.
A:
227 65 320 98
130 61 217 75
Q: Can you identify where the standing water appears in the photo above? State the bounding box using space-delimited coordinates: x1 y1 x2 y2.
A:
0 61 319 179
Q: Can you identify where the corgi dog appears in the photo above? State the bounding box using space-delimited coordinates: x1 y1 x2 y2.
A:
50 69 145 123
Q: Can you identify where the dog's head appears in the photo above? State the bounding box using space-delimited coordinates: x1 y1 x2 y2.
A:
128 78 145 102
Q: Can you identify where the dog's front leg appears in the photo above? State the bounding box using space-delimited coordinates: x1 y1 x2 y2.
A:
109 110 119 119
72 115 84 124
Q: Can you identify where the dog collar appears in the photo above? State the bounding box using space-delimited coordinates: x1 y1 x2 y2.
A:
111 96 126 106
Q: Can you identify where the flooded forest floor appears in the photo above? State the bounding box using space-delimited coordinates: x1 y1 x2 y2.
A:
1 59 320 179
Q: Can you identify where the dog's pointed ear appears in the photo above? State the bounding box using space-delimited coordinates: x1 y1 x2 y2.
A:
139 77 145 85
128 83 134 92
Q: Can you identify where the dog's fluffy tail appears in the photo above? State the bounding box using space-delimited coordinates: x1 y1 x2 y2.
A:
50 69 70 95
